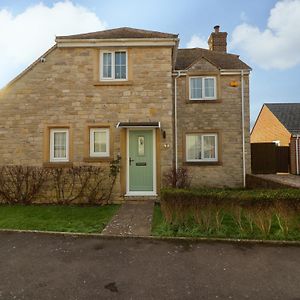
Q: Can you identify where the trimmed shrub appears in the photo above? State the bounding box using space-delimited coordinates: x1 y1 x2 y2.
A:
161 188 300 237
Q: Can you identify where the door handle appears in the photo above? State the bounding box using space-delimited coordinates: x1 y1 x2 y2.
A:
129 157 135 166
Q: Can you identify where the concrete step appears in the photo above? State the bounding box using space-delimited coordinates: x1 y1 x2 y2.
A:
124 196 158 204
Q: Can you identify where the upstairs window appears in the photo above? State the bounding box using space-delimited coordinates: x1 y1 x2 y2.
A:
50 128 69 162
186 133 218 162
100 51 127 80
189 77 216 100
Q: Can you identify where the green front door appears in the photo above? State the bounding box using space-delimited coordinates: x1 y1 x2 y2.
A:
128 130 154 192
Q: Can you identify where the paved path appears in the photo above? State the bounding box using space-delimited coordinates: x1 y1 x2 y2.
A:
255 173 300 188
101 201 154 236
0 232 299 299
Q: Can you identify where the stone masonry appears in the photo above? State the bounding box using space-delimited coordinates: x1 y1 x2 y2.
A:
176 59 250 187
0 46 174 201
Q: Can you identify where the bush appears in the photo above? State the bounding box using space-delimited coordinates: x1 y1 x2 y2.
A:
161 188 300 237
163 167 191 189
0 166 49 204
0 158 120 205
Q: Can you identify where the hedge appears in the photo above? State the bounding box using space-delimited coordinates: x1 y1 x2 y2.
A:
161 188 300 236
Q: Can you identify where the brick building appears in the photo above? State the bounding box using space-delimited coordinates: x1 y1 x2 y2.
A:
251 103 300 175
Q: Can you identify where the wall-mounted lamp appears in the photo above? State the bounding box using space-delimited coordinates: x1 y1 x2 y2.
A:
230 81 239 87
163 143 170 149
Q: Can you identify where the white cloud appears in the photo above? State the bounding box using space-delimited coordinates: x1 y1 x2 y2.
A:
186 34 208 49
231 0 300 69
0 1 106 87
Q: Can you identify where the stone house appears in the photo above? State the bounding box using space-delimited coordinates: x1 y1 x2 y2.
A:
251 103 300 175
0 26 251 201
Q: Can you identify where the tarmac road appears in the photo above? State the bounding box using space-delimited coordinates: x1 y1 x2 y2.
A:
0 232 299 299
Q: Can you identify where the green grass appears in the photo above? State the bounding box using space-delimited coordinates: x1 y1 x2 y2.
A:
152 204 300 241
0 204 120 233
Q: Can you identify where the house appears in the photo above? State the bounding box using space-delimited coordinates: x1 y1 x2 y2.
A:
251 103 300 175
0 26 251 201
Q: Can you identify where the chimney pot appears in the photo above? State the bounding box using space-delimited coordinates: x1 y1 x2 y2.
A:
214 25 220 33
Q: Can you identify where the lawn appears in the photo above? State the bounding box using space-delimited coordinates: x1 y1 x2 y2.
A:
152 204 300 241
0 204 119 233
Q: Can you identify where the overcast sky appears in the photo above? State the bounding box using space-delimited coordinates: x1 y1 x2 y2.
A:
1 0 300 125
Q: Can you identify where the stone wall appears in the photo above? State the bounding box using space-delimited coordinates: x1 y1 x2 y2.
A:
176 63 251 188
0 46 174 201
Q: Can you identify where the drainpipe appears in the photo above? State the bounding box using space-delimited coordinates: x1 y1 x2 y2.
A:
241 70 246 187
296 135 300 175
174 71 181 171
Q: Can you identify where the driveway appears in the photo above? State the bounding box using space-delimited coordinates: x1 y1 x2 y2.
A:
0 232 299 299
253 173 300 188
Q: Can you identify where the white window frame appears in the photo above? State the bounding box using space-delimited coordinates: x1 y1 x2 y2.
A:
50 128 69 162
186 133 218 162
90 128 110 157
189 76 217 100
100 50 128 81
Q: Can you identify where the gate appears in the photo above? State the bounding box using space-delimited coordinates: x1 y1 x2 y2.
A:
276 146 290 173
251 143 290 174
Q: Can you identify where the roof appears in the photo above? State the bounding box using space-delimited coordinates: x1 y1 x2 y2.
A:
175 48 251 70
265 103 300 135
56 27 178 40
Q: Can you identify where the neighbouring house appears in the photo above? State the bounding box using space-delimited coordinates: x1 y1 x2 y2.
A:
251 103 300 175
0 26 251 202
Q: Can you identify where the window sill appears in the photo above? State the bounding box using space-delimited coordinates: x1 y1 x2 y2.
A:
83 157 113 163
94 80 133 86
43 162 73 168
187 99 222 103
184 161 222 166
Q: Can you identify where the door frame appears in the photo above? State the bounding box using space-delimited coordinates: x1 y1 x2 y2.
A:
126 128 157 196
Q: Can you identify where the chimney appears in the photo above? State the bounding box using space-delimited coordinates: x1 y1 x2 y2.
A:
208 25 227 53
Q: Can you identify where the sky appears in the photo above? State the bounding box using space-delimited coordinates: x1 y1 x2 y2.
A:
0 0 300 125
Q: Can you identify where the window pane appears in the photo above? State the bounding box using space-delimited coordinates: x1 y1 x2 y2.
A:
204 78 215 98
187 135 201 160
203 135 216 159
190 78 202 99
94 131 107 153
103 53 112 78
54 132 66 158
115 52 126 79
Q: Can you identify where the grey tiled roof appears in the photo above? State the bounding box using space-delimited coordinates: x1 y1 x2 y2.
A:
175 48 251 70
56 27 178 40
266 103 300 135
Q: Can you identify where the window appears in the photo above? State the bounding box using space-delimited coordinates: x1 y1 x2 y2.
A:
100 51 127 80
186 133 218 162
189 77 216 100
50 129 69 162
90 128 110 157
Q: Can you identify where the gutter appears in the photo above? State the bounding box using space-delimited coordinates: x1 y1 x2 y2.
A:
296 135 300 175
240 70 246 187
174 71 184 171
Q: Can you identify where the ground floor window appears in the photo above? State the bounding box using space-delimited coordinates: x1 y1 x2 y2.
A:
186 133 218 162
50 128 69 162
90 128 110 157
